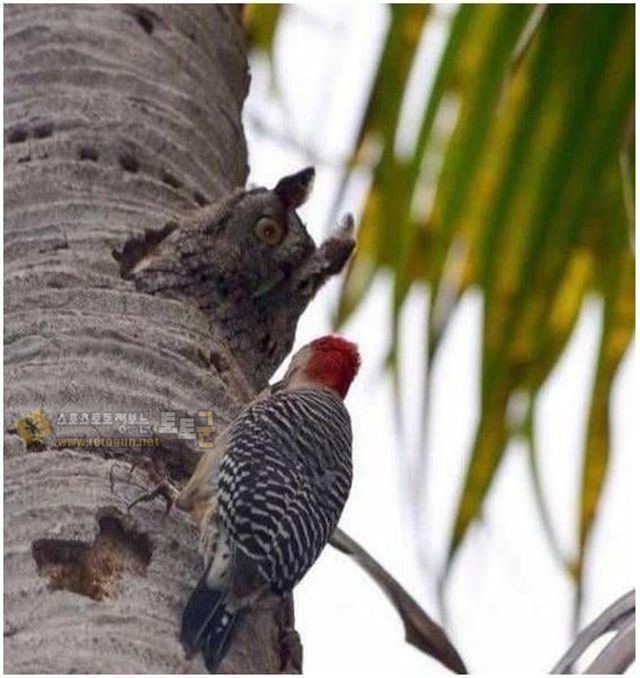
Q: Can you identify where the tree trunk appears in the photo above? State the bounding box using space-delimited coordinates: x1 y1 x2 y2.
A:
4 5 339 672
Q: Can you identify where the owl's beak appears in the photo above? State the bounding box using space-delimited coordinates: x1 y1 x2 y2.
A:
252 269 285 299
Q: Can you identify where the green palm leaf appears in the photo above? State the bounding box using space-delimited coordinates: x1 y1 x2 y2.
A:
246 3 634 629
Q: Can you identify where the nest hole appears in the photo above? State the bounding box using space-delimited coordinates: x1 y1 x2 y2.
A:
31 507 153 601
133 9 154 35
193 190 209 206
79 146 99 161
161 171 182 189
33 122 53 139
7 126 28 144
119 152 140 173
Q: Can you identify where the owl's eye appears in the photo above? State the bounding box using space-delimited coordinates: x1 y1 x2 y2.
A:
254 216 284 246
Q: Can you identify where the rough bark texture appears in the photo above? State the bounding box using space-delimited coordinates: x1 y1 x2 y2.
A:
4 4 342 673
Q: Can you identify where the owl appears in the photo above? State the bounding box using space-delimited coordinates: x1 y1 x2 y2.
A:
113 168 355 385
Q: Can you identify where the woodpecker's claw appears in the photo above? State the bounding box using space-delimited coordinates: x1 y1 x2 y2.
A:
127 479 179 515
109 462 179 515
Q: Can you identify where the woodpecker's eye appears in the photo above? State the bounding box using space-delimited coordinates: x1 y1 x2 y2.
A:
254 217 284 246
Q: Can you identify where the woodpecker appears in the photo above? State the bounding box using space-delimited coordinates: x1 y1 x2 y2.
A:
176 335 361 672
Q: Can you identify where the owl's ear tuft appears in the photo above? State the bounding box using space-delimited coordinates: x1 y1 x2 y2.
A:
273 167 315 208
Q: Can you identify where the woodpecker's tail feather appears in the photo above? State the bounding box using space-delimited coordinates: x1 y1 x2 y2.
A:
180 573 224 655
181 573 244 673
203 607 245 673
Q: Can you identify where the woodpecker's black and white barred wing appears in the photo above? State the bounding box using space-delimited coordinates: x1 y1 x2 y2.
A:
218 388 353 595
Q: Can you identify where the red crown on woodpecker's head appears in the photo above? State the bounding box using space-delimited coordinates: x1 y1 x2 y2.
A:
304 335 361 398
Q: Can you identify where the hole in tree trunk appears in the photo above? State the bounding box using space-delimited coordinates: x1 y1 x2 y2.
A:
31 506 153 601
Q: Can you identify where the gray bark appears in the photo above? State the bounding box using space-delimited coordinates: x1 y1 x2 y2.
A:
4 4 323 673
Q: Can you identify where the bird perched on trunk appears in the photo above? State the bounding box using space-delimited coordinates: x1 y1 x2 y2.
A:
176 335 361 672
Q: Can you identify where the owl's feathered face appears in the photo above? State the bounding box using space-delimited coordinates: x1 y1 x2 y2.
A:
196 168 317 301
120 168 317 306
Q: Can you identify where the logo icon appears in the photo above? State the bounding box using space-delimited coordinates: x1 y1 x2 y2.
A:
15 408 52 447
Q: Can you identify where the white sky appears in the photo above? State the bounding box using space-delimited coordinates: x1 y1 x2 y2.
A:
244 5 636 675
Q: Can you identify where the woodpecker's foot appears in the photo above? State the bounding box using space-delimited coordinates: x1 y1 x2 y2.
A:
127 479 179 515
108 462 179 515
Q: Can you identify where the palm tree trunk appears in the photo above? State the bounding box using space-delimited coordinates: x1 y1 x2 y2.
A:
4 5 301 672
